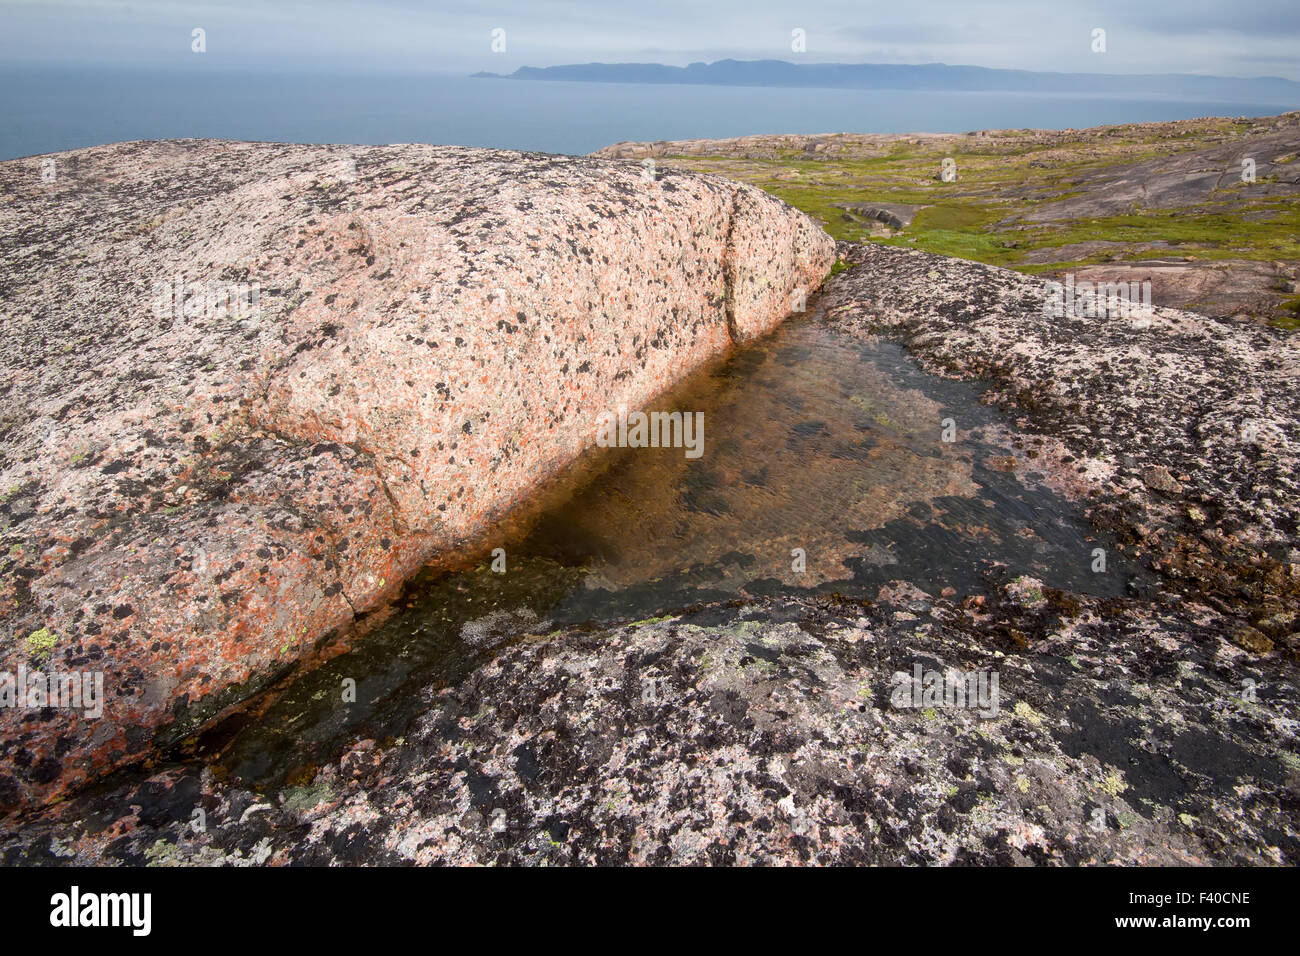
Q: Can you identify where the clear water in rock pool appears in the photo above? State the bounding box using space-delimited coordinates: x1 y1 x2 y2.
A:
206 312 1146 788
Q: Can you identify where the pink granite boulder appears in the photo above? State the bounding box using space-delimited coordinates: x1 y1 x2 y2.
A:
0 140 834 810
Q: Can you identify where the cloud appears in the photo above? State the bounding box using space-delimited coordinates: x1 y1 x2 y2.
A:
0 0 1295 79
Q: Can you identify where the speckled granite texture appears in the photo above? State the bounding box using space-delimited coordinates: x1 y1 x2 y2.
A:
0 140 834 810
3 582 1296 866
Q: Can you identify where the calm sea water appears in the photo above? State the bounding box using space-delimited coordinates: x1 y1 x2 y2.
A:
2 65 1294 160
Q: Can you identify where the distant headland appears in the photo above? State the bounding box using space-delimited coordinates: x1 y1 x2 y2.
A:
473 58 1300 101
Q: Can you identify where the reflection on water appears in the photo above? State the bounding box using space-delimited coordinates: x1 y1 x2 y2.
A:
209 312 1143 788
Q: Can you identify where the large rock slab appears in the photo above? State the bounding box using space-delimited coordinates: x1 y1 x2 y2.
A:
0 140 834 811
4 585 1296 866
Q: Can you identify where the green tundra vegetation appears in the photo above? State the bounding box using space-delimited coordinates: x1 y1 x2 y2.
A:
650 113 1300 327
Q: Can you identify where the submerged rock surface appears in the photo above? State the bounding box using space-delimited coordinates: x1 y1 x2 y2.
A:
0 140 834 810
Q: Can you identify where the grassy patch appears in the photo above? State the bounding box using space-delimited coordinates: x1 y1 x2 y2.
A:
655 117 1298 325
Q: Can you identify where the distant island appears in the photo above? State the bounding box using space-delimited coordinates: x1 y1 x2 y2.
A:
473 58 1300 101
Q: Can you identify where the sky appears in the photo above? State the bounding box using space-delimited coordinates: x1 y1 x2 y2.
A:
1 0 1298 80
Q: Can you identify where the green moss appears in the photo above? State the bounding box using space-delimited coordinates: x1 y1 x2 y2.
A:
1013 701 1044 726
1098 771 1128 796
1017 210 1300 261
25 626 58 661
877 229 1019 265
909 204 1001 232
1275 296 1300 330
281 781 336 814
628 615 671 627
144 839 182 866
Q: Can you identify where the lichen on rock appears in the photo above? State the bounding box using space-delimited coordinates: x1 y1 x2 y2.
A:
0 140 834 810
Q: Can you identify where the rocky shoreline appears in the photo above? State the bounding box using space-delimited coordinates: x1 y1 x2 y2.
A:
1 232 1296 864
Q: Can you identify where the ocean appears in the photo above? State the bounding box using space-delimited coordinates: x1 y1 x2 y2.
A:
1 64 1295 161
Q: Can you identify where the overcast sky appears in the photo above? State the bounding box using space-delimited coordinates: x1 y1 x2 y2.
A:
2 0 1298 80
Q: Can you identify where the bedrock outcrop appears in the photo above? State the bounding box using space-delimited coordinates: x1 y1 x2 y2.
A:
827 241 1300 639
0 140 834 811
4 586 1296 866
2 241 1296 866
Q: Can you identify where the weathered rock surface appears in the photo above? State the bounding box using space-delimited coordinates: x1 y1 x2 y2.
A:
0 140 834 811
2 240 1296 866
1013 123 1300 222
3 584 1295 866
1039 259 1292 326
831 202 924 231
828 242 1300 636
